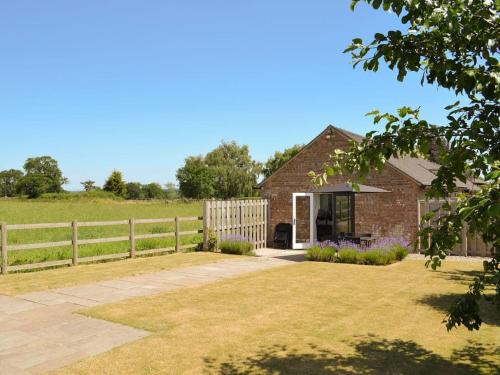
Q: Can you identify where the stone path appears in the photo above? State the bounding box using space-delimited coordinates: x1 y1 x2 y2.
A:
0 250 303 374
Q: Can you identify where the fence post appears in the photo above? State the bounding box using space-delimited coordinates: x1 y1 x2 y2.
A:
1 222 7 275
72 220 78 266
462 223 468 257
264 200 268 248
203 201 210 250
175 216 180 252
129 218 135 258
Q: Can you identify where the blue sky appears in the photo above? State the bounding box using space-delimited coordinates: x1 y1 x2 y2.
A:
0 1 457 190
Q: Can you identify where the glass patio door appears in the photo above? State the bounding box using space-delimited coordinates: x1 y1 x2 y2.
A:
292 193 314 249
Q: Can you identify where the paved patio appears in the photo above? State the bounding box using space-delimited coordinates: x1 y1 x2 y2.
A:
0 250 303 374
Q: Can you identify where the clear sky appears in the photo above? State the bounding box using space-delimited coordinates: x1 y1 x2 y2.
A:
0 1 457 190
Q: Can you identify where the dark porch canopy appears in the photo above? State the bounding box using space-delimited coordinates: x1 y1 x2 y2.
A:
310 183 390 194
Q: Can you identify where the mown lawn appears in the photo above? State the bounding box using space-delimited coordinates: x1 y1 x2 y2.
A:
0 252 239 296
0 199 202 266
55 260 499 375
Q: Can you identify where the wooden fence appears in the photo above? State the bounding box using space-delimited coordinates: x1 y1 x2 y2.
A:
203 199 268 250
0 216 203 274
417 199 491 257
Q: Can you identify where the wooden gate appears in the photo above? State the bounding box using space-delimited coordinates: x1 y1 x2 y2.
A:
203 199 268 250
417 199 491 257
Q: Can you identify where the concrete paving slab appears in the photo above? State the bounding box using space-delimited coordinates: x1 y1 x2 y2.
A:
0 249 302 374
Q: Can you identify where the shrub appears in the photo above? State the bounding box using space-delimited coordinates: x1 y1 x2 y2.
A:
305 246 336 262
360 249 395 265
393 244 409 261
219 235 254 255
337 249 361 264
319 237 410 266
206 230 218 252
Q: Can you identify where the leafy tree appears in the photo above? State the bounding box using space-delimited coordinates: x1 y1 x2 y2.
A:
0 169 24 197
164 182 179 200
176 156 214 199
142 182 164 199
16 174 52 198
263 144 303 178
205 141 262 199
103 170 127 198
81 180 97 192
126 182 143 200
23 156 67 193
314 0 499 331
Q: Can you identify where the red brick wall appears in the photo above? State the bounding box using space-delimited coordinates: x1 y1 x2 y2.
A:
260 128 424 249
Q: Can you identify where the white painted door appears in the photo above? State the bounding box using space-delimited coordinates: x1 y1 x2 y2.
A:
292 193 314 249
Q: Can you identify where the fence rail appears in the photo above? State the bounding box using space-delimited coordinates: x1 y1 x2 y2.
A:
0 216 203 274
417 199 491 257
203 199 268 250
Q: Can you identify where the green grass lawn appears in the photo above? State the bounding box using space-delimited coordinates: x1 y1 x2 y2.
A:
54 260 499 375
0 199 202 266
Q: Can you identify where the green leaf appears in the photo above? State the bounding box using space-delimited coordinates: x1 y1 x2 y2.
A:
365 109 380 116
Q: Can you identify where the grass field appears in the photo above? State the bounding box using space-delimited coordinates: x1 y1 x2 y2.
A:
53 259 499 375
0 199 203 266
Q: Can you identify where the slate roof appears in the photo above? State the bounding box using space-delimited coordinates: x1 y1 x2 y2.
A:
259 125 476 190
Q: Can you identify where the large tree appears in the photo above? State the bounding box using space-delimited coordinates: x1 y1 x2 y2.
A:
205 141 261 199
313 0 499 330
20 156 67 195
0 169 24 197
176 142 261 199
263 144 303 178
176 156 215 199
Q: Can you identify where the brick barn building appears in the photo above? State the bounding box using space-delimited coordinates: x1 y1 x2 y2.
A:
258 125 476 250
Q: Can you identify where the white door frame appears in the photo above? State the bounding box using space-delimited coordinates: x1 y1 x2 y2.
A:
292 193 314 249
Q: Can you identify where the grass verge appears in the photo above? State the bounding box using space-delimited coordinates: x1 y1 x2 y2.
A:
0 252 238 295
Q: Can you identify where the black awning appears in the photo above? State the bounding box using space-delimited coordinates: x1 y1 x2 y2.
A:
310 183 390 194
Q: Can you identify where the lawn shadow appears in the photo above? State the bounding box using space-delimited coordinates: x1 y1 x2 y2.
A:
272 254 306 262
204 336 499 375
417 293 500 327
432 268 485 285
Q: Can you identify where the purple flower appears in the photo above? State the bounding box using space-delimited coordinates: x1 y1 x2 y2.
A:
316 236 409 253
220 234 254 245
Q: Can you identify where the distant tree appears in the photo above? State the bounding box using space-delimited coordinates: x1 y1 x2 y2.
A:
125 182 143 200
103 170 127 198
142 183 164 199
81 180 97 192
263 144 303 178
205 141 262 199
176 156 214 199
16 174 52 199
164 182 179 200
0 169 24 197
23 156 67 193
